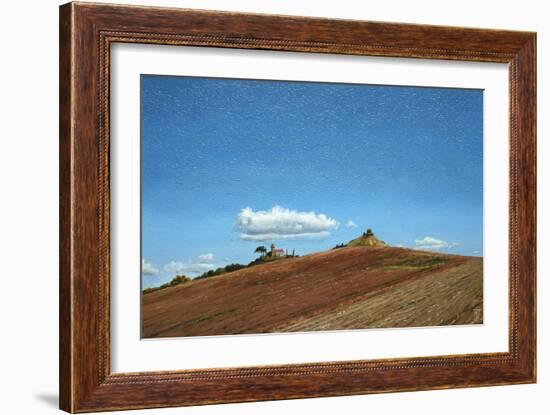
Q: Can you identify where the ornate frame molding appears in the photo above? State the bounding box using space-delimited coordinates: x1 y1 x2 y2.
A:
60 2 536 412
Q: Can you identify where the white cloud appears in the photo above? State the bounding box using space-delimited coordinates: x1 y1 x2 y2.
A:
414 236 459 251
141 259 159 276
240 231 331 241
346 220 358 228
181 263 215 274
236 206 338 241
164 257 216 276
164 261 185 274
198 253 214 263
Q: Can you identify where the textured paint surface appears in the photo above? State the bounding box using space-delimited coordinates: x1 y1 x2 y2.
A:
141 75 483 288
142 246 482 338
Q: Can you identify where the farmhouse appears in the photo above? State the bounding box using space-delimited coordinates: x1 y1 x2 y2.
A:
270 243 285 257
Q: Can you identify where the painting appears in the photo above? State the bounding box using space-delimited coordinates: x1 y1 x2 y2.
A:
140 75 483 339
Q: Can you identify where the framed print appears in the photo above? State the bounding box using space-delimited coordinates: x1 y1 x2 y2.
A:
59 2 536 412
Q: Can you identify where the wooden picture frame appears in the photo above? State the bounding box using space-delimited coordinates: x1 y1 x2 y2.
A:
59 2 536 412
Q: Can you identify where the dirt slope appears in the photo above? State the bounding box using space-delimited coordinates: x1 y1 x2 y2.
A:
142 246 482 338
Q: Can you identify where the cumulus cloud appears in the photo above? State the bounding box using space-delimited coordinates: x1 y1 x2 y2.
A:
236 206 338 241
141 259 159 276
164 261 185 274
181 263 215 274
164 256 216 276
415 236 458 251
346 220 358 228
198 253 214 263
240 231 332 241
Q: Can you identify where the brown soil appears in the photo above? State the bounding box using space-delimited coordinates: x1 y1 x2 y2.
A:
141 246 483 338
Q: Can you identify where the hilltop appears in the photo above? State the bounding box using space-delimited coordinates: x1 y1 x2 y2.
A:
142 236 483 338
346 228 388 247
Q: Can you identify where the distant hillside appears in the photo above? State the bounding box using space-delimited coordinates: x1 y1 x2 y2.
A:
142 243 482 338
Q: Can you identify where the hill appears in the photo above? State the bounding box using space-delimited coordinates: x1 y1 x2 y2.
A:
346 228 388 247
142 244 483 338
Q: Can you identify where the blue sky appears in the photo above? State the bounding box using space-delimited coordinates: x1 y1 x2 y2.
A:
141 75 483 288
